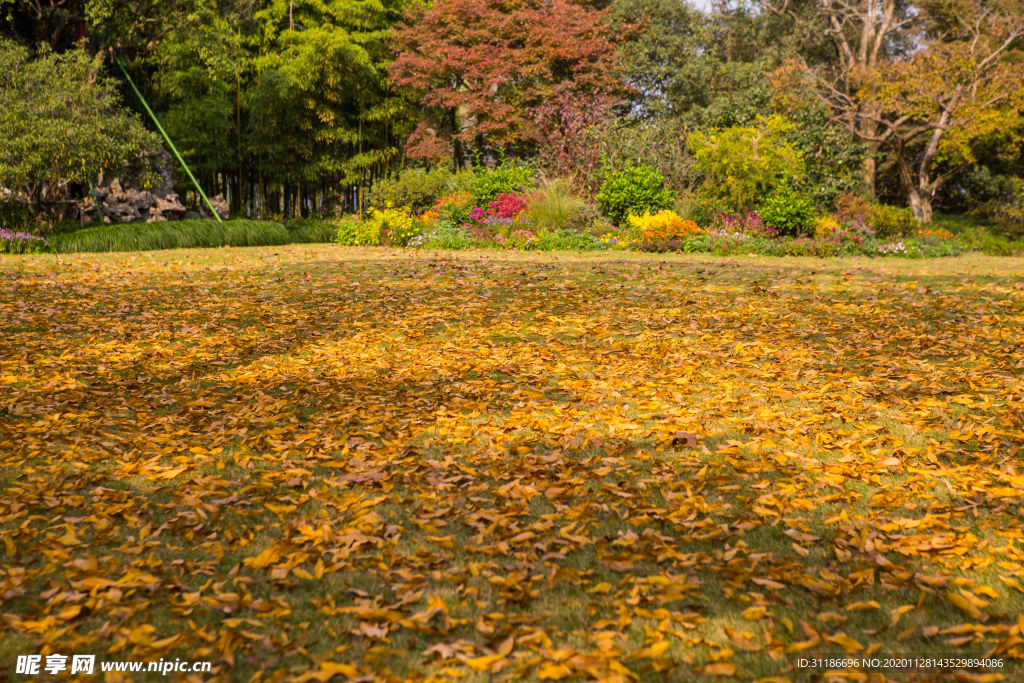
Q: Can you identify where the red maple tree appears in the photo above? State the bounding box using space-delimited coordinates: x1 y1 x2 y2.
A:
389 0 628 167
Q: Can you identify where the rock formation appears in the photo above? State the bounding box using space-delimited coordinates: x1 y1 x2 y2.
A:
79 148 229 223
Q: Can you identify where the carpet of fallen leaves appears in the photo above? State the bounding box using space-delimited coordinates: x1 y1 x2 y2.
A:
2 245 1024 683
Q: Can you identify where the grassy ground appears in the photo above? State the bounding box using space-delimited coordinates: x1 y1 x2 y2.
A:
1 245 1023 683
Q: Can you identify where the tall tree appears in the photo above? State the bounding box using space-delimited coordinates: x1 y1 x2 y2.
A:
0 39 159 225
389 0 628 169
763 0 921 198
777 2 1024 222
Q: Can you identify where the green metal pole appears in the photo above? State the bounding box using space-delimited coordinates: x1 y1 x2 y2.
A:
87 179 105 224
114 57 223 224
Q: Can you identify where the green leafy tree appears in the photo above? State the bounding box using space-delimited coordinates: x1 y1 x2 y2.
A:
688 115 805 210
611 0 828 128
251 0 410 186
0 40 159 226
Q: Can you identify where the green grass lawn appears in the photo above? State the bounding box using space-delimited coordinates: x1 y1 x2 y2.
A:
1 245 1023 682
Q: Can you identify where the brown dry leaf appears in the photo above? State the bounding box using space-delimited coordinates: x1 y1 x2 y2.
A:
671 431 698 448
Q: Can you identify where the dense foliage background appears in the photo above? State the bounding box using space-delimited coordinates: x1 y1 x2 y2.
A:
1 0 1022 237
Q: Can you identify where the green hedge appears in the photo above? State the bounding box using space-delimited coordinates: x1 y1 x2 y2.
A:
51 220 294 254
284 220 339 244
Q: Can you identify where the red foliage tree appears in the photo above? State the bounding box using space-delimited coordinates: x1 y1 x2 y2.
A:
389 0 628 168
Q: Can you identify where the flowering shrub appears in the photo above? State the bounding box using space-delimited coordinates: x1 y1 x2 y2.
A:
715 211 778 237
489 193 527 219
628 210 704 242
464 200 534 241
813 216 842 238
419 209 439 223
359 204 422 247
434 191 473 225
834 193 871 224
0 228 48 254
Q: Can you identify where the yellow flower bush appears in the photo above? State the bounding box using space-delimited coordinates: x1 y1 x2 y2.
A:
362 203 421 247
627 210 704 242
814 216 841 238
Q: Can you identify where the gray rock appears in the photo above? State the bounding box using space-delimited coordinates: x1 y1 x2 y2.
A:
199 194 230 220
79 147 190 224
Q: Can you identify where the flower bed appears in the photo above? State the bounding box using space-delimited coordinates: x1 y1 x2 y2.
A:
1 228 48 254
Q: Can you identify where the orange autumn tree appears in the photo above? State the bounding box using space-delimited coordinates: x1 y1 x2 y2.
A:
774 3 1024 223
388 0 628 169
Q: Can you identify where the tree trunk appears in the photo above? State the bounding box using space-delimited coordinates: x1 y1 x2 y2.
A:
450 107 465 171
856 103 879 199
907 189 932 224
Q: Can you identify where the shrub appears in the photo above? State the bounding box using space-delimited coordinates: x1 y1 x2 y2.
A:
0 41 160 227
628 210 703 243
0 197 33 233
758 185 815 236
596 162 673 226
714 211 778 237
489 193 528 219
866 204 917 238
366 167 452 214
527 178 589 232
467 163 535 207
993 179 1024 240
676 190 734 227
834 192 871 225
335 215 380 246
465 202 535 240
813 216 842 238
0 227 48 254
434 191 474 226
284 219 338 243
361 204 423 247
688 115 805 210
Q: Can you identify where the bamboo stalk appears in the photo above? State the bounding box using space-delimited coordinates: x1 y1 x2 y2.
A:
115 57 223 224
